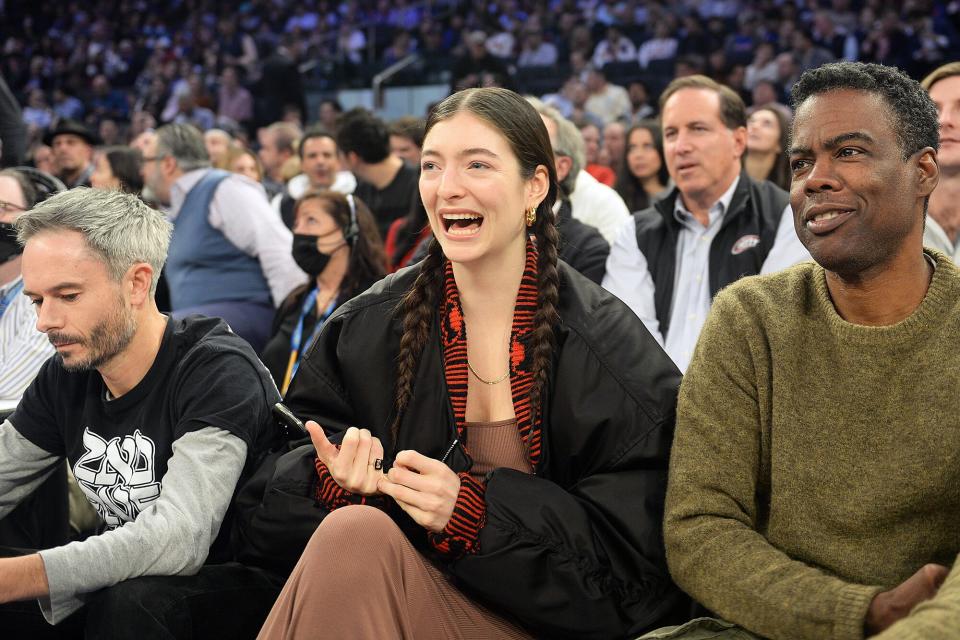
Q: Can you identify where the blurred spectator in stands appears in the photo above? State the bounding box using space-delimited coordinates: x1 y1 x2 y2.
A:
724 15 758 66
27 145 56 176
337 108 418 239
616 122 670 213
811 10 856 61
603 121 627 172
638 20 679 70
569 49 591 78
528 99 610 285
284 6 320 34
51 88 84 122
744 106 790 191
922 62 960 261
905 11 952 78
98 119 123 147
744 42 778 91
388 116 424 166
0 166 72 553
751 79 786 109
224 145 264 184
383 30 418 66
0 169 54 411
141 123 304 351
204 129 233 168
485 24 516 61
130 130 157 155
384 196 430 272
517 27 558 68
791 29 835 73
276 127 357 230
775 52 801 95
170 92 215 132
186 74 215 112
569 24 594 63
317 99 343 133
337 21 367 66
22 90 53 131
261 194 386 392
592 25 637 69
542 76 578 119
258 122 301 200
584 66 631 125
257 39 306 129
679 15 710 58
44 120 98 188
217 18 259 78
452 31 507 92
675 54 707 78
860 9 910 69
627 80 656 123
217 66 253 128
91 146 144 194
88 74 130 124
580 122 615 187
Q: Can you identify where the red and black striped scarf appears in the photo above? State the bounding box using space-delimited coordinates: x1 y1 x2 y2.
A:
439 239 543 468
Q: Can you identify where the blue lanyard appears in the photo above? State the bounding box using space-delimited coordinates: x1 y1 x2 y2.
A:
0 279 24 321
282 288 338 394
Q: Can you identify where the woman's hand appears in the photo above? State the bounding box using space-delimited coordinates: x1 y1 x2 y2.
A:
377 450 461 532
307 422 384 496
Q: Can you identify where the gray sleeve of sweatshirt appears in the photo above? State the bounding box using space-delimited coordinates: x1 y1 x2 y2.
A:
37 426 247 624
0 419 62 518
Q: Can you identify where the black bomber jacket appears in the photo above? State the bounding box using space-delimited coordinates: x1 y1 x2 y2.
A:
284 260 687 639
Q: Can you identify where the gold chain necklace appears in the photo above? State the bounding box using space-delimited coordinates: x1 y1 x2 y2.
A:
467 361 510 385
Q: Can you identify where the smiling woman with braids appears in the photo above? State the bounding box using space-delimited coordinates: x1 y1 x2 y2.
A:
257 88 685 639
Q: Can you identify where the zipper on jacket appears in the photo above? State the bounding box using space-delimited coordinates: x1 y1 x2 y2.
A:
440 438 459 464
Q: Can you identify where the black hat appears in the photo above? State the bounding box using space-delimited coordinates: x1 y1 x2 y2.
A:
43 119 100 146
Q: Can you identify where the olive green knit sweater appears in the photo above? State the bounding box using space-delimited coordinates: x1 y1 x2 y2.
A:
664 251 960 640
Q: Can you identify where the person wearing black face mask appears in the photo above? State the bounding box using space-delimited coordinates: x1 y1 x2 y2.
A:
260 190 387 393
0 169 50 413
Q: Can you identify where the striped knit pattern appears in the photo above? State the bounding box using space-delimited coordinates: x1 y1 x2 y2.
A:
314 452 388 510
429 239 544 558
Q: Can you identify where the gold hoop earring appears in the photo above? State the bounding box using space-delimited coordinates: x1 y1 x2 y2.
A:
526 206 537 226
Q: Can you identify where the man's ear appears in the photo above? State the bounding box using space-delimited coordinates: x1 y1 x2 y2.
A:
731 125 748 159
916 147 939 199
127 263 155 307
555 154 573 184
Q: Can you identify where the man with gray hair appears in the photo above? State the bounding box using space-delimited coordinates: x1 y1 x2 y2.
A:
0 188 284 635
142 123 305 352
529 98 611 283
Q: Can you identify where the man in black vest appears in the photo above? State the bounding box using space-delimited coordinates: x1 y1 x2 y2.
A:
603 75 809 371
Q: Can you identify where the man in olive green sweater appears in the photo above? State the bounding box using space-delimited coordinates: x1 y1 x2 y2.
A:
652 62 959 640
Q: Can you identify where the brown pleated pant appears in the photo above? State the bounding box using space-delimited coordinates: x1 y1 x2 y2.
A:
257 505 533 639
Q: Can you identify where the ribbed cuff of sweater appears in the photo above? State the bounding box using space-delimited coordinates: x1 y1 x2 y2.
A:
428 472 486 559
314 457 388 510
834 583 884 640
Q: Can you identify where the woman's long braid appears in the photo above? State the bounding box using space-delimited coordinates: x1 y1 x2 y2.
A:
528 207 561 419
392 237 445 439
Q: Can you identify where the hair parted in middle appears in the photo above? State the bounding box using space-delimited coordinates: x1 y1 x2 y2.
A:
392 87 560 437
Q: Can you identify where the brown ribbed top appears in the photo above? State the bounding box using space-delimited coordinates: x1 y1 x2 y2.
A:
463 418 532 482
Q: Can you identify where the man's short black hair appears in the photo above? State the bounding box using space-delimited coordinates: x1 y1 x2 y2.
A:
335 108 390 163
298 126 336 160
791 62 940 161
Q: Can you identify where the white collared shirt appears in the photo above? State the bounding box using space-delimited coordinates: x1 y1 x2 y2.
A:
0 276 54 411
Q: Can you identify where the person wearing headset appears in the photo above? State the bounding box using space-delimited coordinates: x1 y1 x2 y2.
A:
260 190 387 393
